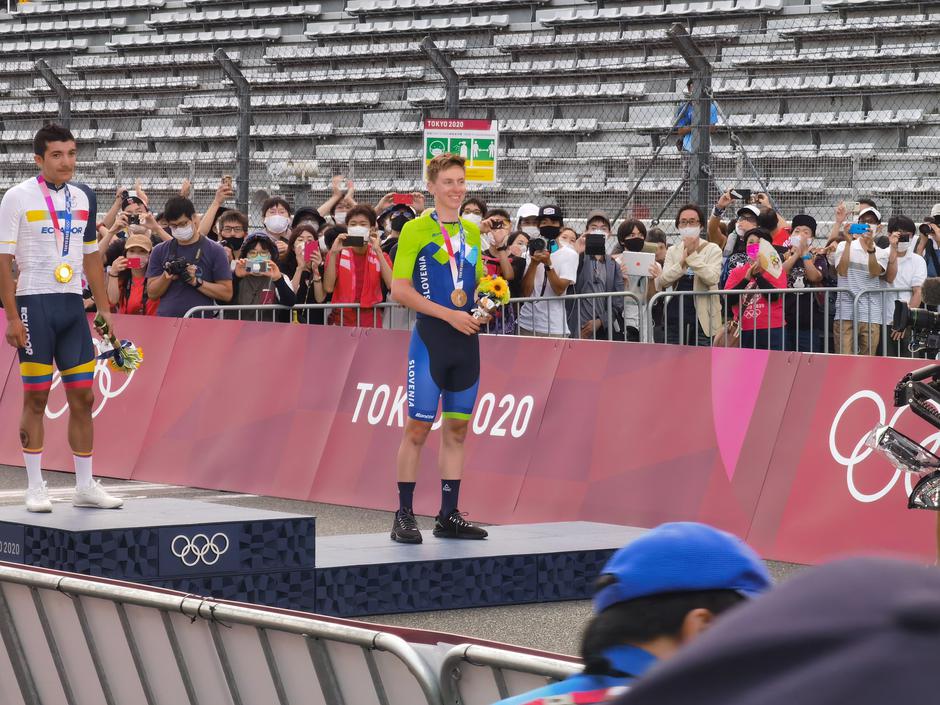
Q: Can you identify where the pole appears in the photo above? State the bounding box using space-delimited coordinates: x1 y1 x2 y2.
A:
214 49 250 214
668 24 712 206
419 36 459 118
34 59 70 128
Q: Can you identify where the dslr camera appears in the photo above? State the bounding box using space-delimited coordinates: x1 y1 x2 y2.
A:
892 300 940 353
528 237 547 255
164 257 192 283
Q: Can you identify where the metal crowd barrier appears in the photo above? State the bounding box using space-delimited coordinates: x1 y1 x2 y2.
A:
0 563 442 705
439 643 581 705
852 288 915 356
183 286 919 356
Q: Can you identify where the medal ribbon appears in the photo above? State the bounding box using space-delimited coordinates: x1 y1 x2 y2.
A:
36 175 72 257
432 211 465 294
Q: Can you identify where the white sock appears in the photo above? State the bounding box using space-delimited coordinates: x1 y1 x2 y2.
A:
23 451 43 490
73 454 93 488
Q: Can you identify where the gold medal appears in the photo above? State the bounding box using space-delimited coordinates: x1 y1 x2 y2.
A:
451 289 468 307
54 263 73 283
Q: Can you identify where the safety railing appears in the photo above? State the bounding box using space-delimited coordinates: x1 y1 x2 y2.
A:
183 286 920 355
440 643 581 705
0 563 443 705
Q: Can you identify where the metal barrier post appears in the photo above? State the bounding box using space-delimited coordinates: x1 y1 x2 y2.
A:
34 59 70 128
668 24 711 206
214 49 250 215
420 37 460 119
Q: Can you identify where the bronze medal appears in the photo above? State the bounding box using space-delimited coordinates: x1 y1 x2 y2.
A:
451 289 468 307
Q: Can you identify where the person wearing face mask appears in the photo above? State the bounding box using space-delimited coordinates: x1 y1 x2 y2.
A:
229 233 296 323
323 204 394 328
318 175 357 225
723 227 787 350
107 233 158 316
459 197 487 226
614 220 650 342
259 196 293 260
585 210 618 256
285 223 327 325
781 215 829 353
649 204 723 346
515 202 540 239
196 176 236 245
146 196 233 317
215 211 249 263
478 208 522 334
569 225 626 340
881 215 925 358
377 203 418 258
98 192 167 266
506 231 530 298
517 206 579 338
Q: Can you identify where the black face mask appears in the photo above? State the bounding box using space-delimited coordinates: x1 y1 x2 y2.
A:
622 238 645 252
391 214 411 233
540 224 561 240
875 235 890 250
224 236 244 252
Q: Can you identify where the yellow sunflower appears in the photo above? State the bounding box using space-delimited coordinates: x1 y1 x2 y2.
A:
490 278 508 302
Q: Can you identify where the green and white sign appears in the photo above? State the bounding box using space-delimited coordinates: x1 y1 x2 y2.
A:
423 119 498 183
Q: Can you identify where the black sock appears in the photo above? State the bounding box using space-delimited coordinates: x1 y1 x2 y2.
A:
440 479 461 517
398 482 415 512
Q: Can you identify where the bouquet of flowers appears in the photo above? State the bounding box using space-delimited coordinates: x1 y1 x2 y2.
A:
472 275 511 320
93 314 144 373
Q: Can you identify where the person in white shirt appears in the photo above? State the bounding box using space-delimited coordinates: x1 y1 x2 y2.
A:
881 215 926 358
517 205 578 337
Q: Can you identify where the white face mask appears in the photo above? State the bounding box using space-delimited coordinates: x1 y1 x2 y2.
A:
521 225 540 238
171 225 193 241
898 241 911 253
462 212 483 227
318 235 327 252
735 223 748 237
480 233 492 250
347 225 370 240
678 226 700 240
264 214 290 234
334 211 347 225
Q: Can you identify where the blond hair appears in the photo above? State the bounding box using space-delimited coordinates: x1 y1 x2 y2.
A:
426 152 466 183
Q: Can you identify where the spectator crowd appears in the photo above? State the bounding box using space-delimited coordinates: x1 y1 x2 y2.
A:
64 170 939 357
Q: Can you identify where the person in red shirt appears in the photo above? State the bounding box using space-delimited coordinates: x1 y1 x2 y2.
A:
724 227 787 350
323 204 393 328
106 233 158 315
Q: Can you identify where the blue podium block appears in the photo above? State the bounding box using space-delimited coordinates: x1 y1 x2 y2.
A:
0 499 316 611
315 522 645 617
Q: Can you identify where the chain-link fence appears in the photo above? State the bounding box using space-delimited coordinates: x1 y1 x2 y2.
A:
2 0 939 229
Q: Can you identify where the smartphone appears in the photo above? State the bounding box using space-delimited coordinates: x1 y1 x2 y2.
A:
345 235 365 248
585 233 606 257
787 234 802 249
730 188 751 203
126 257 142 269
392 193 414 206
246 259 269 274
222 174 233 187
845 201 860 214
303 241 318 262
848 223 870 235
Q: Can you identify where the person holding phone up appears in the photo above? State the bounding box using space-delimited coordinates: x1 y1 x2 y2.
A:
323 204 393 328
107 233 158 316
828 204 896 355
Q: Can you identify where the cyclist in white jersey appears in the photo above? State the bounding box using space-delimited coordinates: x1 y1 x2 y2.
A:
0 124 122 512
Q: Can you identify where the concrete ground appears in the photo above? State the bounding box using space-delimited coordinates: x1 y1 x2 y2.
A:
0 466 805 656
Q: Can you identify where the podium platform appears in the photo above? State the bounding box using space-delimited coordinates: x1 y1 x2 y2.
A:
0 499 643 617
0 498 318 610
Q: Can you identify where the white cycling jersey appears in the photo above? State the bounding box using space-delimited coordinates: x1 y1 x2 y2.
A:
0 176 98 296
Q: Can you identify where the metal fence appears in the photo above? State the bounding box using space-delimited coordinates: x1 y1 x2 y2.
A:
3 2 939 228
182 285 921 356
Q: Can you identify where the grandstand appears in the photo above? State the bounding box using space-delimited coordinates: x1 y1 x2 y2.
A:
0 0 936 223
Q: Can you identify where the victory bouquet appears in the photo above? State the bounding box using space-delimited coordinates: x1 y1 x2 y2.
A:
93 314 144 373
472 275 511 320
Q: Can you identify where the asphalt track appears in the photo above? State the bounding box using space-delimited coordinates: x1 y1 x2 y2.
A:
0 465 804 656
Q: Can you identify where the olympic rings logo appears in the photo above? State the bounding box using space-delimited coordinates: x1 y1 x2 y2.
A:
44 355 135 421
829 390 940 503
171 533 230 567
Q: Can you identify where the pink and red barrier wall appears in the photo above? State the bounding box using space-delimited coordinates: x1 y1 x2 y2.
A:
0 314 932 565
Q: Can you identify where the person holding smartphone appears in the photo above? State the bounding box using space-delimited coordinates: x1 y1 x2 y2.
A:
107 233 158 316
285 223 327 324
323 204 393 328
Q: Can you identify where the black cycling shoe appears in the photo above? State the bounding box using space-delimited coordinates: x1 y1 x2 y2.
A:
433 510 489 539
390 508 423 544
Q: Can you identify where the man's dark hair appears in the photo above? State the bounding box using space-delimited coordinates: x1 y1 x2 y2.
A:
239 234 279 260
686 79 694 89
461 197 488 216
33 123 75 157
756 207 779 232
347 203 377 227
163 196 195 222
261 196 292 217
674 203 705 228
744 226 774 243
646 227 667 245
617 219 647 242
580 589 745 676
218 210 248 232
322 224 346 250
859 198 877 209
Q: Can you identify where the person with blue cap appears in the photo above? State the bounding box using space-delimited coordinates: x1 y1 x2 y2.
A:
490 522 772 705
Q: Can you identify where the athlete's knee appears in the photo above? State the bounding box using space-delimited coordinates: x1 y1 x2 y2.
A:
403 419 433 446
21 390 48 417
65 387 94 415
442 419 469 445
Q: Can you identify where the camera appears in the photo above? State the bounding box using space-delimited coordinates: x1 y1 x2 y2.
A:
164 257 192 281
528 237 546 255
128 214 140 226
920 216 936 236
892 300 940 352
